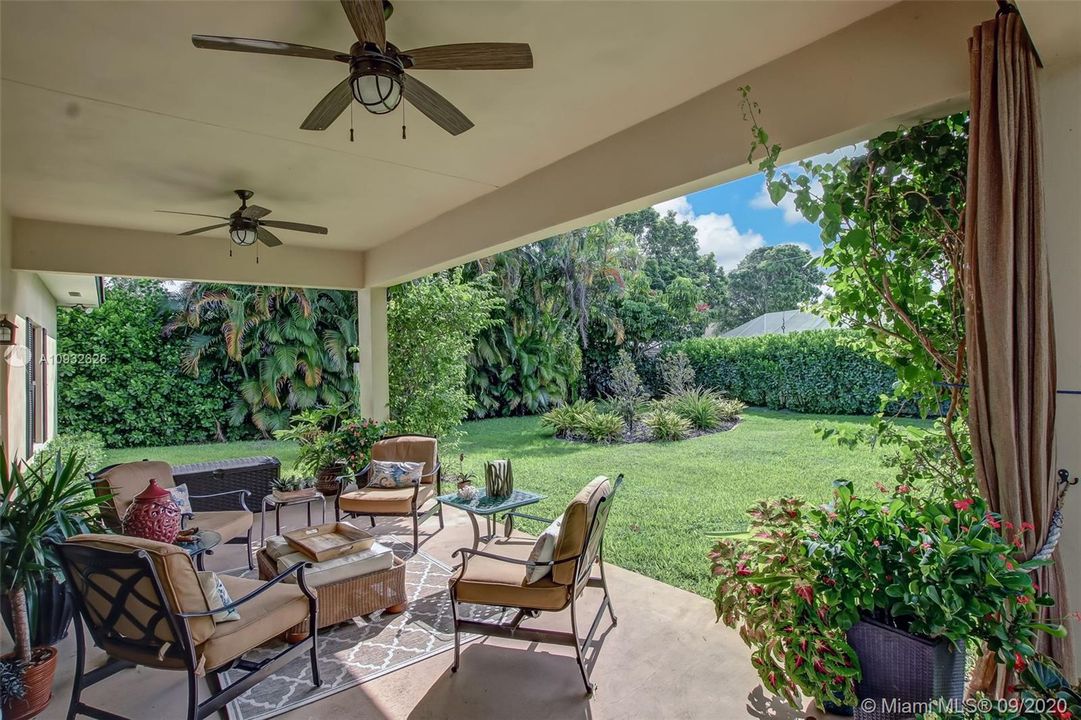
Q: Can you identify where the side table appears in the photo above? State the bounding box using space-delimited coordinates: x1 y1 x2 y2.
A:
436 489 546 550
259 492 327 545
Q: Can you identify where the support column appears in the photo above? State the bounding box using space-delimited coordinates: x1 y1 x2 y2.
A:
357 288 390 421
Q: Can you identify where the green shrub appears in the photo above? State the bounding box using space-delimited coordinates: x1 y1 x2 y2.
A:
579 410 624 443
29 432 107 476
669 387 725 430
671 330 898 416
643 409 691 441
605 350 649 429
714 397 746 420
539 400 595 436
58 279 235 447
658 350 696 395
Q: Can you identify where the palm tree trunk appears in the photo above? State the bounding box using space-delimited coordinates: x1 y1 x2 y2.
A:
7 588 32 664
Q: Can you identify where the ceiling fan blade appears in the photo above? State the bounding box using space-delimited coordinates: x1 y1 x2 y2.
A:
340 0 385 49
192 35 347 62
404 43 533 70
156 210 230 220
301 77 353 131
242 205 272 220
260 220 328 235
403 75 473 136
178 223 229 236
256 226 284 247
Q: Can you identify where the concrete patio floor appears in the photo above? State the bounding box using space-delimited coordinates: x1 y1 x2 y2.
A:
38 502 840 720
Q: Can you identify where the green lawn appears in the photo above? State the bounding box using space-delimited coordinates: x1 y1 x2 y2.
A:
104 409 923 598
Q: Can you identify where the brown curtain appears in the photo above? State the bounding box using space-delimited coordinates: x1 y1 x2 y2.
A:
964 11 1074 681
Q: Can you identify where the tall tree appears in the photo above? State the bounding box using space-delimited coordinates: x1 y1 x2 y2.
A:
725 244 824 327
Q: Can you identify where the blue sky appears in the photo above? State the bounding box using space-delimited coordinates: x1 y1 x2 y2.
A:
652 144 863 271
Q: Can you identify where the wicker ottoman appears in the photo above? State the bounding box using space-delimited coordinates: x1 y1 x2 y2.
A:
256 549 407 634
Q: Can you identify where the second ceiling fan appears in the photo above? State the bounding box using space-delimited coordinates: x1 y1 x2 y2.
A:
193 0 532 136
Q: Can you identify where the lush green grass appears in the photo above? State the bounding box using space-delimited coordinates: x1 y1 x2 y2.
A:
104 409 925 599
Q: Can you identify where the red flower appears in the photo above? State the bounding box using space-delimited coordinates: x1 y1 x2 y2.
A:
1013 652 1027 672
1006 560 1015 571
873 539 881 547
896 485 911 494
953 498 974 511
1017 595 1030 605
986 513 1002 529
1053 708 1072 720
1020 521 1035 533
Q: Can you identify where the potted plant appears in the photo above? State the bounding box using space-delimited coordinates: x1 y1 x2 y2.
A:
276 406 385 496
0 446 110 720
449 453 478 500
712 481 1064 717
271 475 317 502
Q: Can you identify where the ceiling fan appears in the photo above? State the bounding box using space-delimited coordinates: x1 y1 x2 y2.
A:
157 189 327 248
191 0 532 136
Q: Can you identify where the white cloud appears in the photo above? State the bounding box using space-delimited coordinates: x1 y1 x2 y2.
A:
653 197 764 271
751 183 806 224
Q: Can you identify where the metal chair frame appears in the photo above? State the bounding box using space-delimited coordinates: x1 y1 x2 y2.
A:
88 464 255 570
54 541 320 720
332 434 445 554
448 475 623 696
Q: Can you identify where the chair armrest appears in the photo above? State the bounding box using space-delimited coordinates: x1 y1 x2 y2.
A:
336 464 371 495
177 560 316 617
503 511 555 525
451 546 576 567
188 488 251 512
420 461 441 482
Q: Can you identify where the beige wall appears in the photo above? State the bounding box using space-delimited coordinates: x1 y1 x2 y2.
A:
1041 57 1081 679
1 209 60 462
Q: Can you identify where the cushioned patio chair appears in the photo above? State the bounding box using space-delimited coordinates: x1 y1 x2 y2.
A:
54 533 320 720
448 474 622 695
89 461 255 570
333 434 444 554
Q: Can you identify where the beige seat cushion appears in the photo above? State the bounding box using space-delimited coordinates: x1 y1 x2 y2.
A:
371 436 438 482
552 476 612 585
193 509 253 542
198 575 310 671
66 533 215 646
340 483 434 515
451 532 571 612
92 461 176 529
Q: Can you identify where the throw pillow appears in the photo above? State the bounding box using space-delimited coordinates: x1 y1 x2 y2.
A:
168 483 194 515
525 515 563 584
197 571 240 623
369 460 424 488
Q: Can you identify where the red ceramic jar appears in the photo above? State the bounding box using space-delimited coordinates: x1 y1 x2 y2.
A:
122 478 181 544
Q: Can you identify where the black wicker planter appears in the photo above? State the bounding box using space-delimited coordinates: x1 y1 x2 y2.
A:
848 618 965 720
1 575 74 647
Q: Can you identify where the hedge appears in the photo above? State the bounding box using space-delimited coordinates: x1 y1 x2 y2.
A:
670 330 897 415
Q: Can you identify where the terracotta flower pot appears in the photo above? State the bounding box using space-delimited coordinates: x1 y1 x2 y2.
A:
2 646 58 720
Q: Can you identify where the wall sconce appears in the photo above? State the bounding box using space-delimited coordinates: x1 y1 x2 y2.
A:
0 318 16 346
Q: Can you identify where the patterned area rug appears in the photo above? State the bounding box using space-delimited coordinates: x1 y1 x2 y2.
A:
222 538 498 720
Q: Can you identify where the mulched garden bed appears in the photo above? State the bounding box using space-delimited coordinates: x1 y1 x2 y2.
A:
555 417 741 444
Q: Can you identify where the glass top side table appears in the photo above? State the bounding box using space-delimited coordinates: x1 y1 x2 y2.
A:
436 489 545 550
176 530 221 571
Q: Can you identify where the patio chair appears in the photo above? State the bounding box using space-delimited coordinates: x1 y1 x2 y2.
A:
448 474 622 695
89 461 255 570
54 533 320 720
334 434 445 554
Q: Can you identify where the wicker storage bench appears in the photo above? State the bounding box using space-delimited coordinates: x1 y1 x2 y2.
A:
172 456 280 512
257 549 407 632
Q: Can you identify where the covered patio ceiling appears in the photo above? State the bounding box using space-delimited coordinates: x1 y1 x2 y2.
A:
3 1 1078 290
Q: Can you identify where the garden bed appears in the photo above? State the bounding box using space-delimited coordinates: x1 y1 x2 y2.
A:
554 417 741 444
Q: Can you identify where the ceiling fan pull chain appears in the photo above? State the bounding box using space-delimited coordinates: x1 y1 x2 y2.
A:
402 101 407 140
350 102 355 143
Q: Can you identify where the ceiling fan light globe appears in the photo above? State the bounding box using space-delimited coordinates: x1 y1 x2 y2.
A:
230 227 258 246
352 73 402 114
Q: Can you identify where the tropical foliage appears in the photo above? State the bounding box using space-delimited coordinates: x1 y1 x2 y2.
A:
167 283 359 436
388 271 502 440
57 279 233 447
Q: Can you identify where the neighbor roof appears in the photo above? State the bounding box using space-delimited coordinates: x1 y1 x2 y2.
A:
709 310 835 338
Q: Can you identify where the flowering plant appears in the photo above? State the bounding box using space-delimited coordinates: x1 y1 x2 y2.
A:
917 655 1079 719
712 480 1065 710
275 405 386 476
